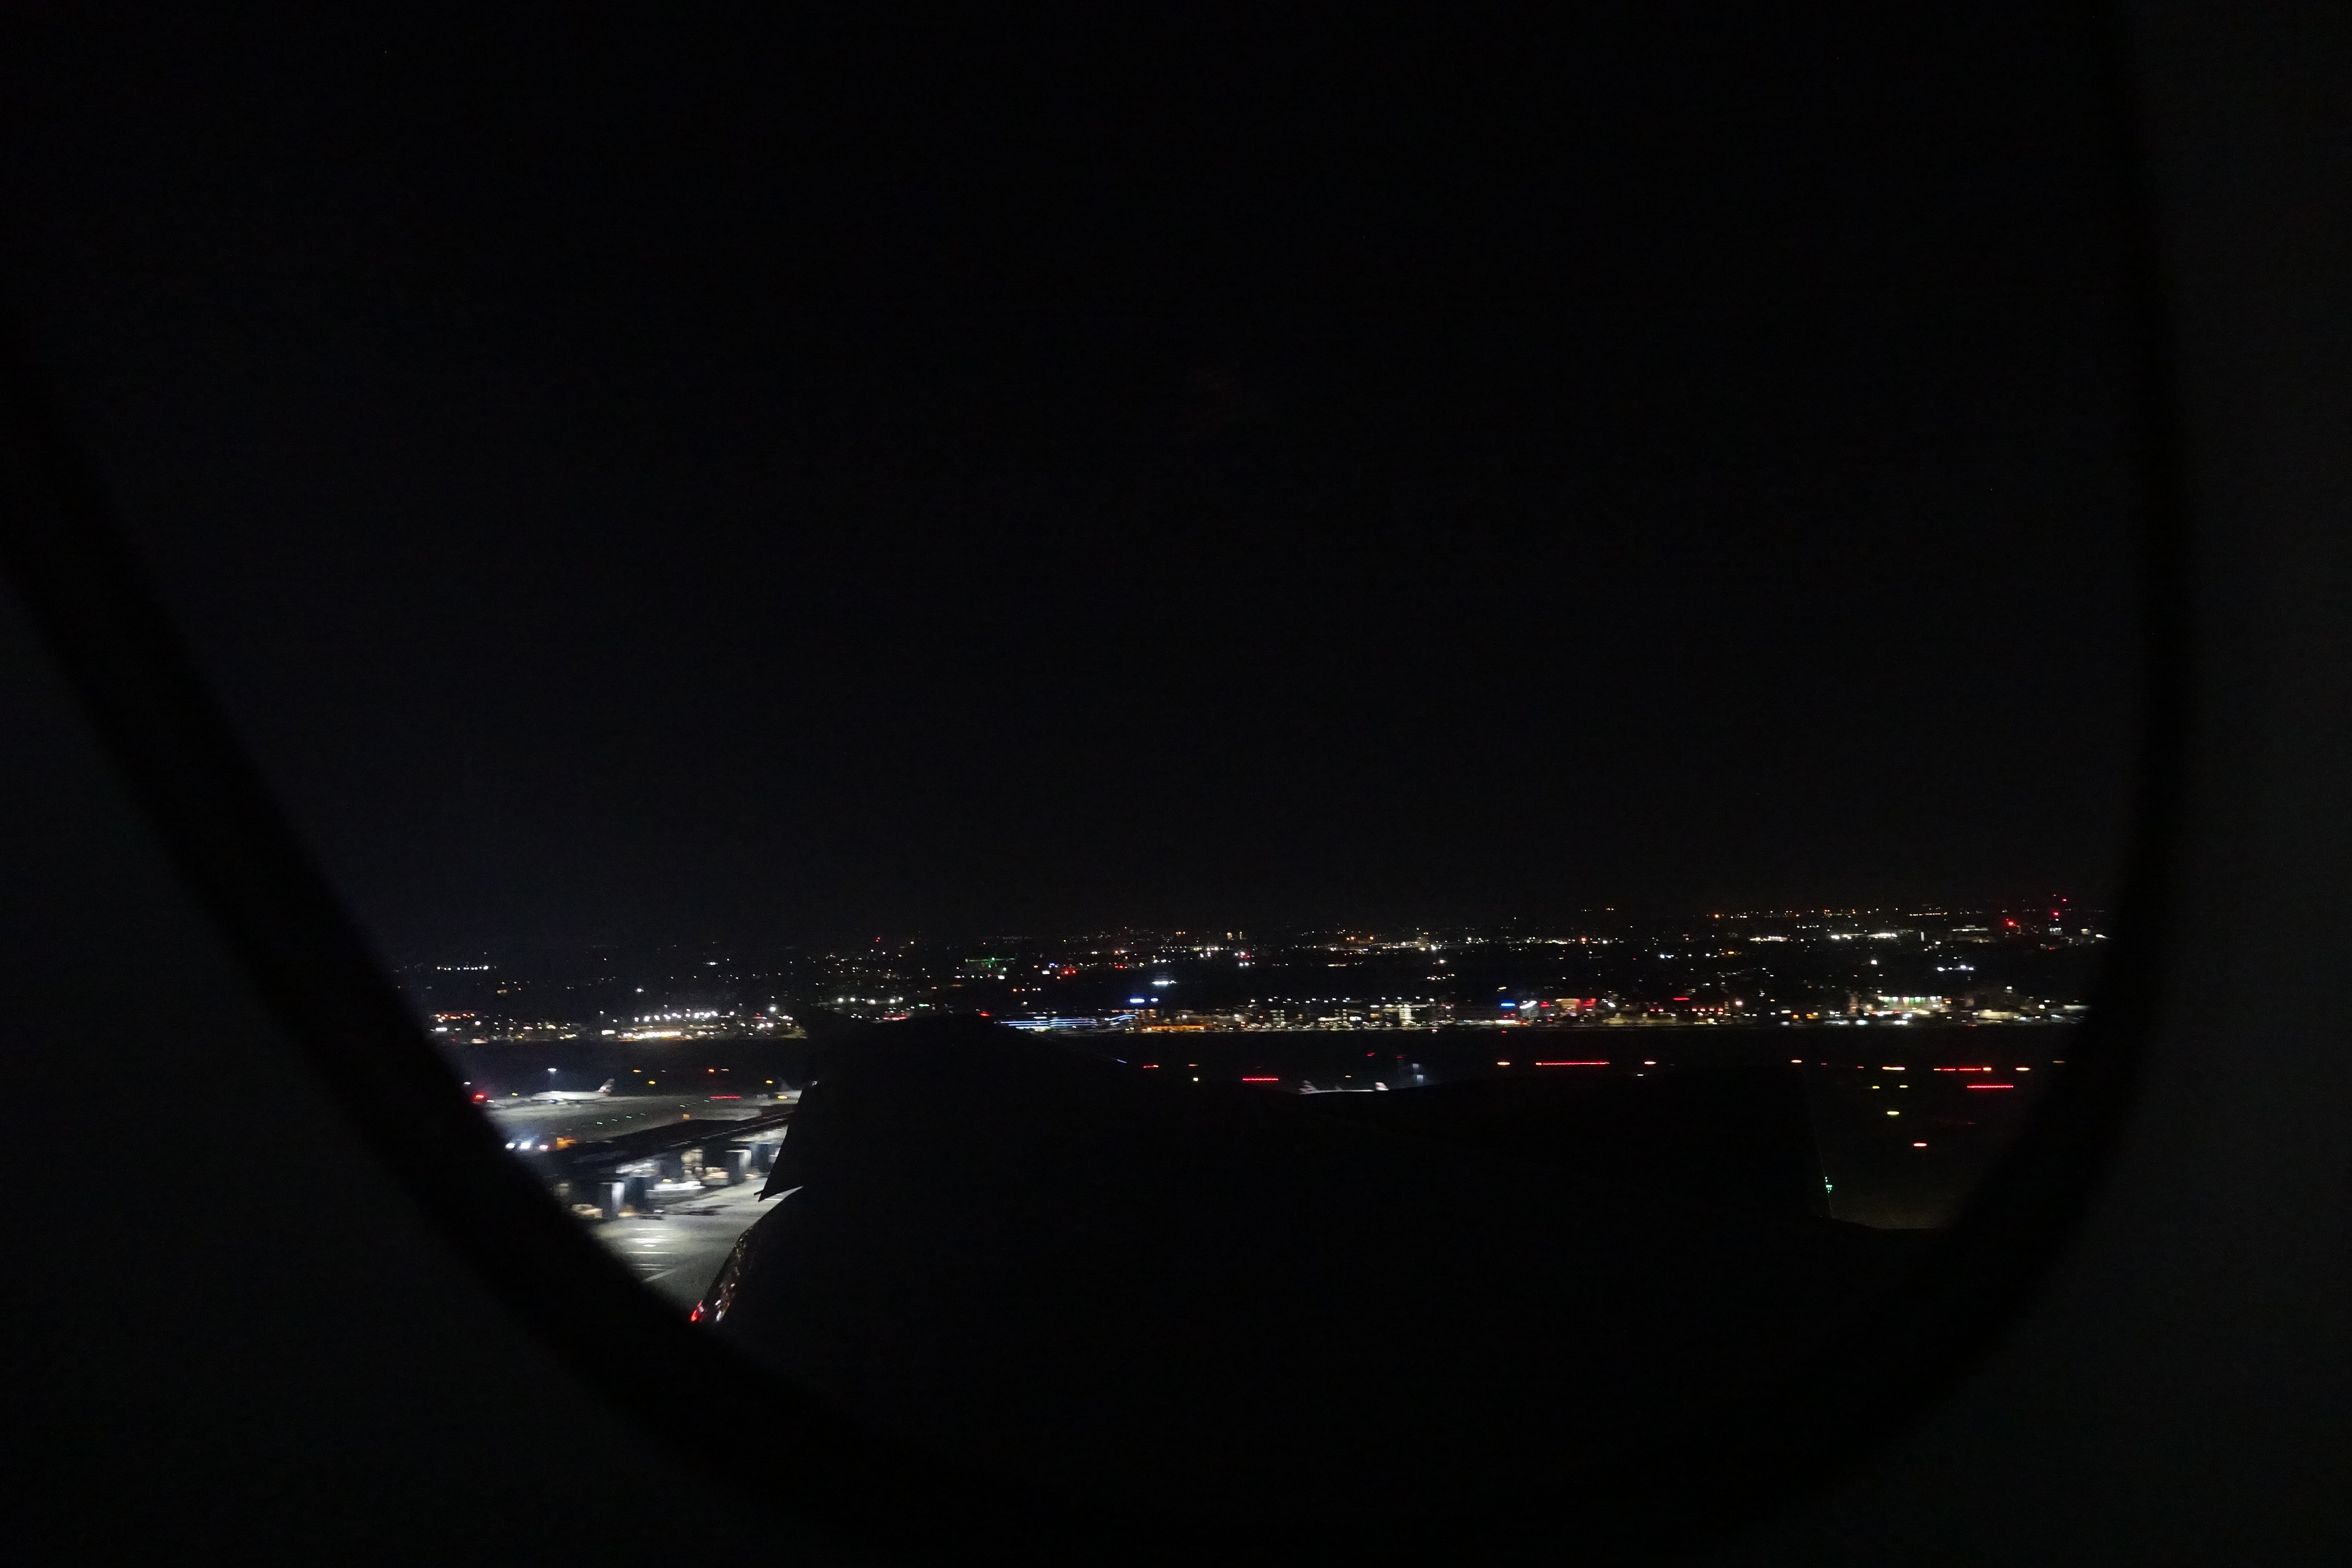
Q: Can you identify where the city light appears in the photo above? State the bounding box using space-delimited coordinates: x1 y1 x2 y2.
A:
418 909 2092 1055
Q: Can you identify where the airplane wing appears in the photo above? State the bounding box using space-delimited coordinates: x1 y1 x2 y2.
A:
702 1015 1921 1517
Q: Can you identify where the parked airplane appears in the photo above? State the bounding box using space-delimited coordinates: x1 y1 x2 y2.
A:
529 1079 615 1104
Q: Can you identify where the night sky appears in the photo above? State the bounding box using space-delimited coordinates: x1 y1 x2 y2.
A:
2 4 2148 955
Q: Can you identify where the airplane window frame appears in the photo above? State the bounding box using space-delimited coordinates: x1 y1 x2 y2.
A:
0 22 2186 1565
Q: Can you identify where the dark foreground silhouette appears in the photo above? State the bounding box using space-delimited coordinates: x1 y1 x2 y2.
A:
702 1015 1923 1537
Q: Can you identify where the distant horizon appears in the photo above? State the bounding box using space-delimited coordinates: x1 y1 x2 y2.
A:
386 898 2105 969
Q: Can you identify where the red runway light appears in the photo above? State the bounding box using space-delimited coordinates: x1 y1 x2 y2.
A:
1241 1076 1280 1082
1967 1083 2015 1089
1534 1061 1609 1067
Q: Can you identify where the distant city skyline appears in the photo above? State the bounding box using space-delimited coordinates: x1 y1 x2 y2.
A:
398 902 2105 1043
